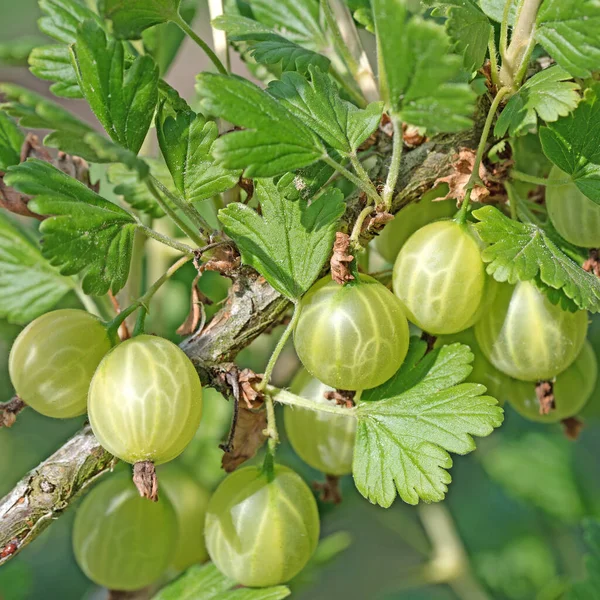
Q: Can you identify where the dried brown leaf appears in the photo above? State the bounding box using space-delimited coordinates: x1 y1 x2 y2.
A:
435 148 490 204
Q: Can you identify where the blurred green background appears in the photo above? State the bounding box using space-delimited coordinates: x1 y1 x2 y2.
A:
1 2 600 599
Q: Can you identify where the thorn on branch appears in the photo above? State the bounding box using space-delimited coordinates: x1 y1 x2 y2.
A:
133 461 158 502
0 396 26 428
331 232 354 285
536 381 555 415
313 474 343 504
562 416 584 441
583 249 600 278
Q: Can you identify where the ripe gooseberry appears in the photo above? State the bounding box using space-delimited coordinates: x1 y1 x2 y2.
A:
205 465 319 587
475 281 588 381
507 341 598 423
72 472 177 591
375 186 455 263
294 274 409 390
159 463 210 571
9 309 112 418
392 220 487 335
546 166 600 248
284 376 356 475
88 334 203 464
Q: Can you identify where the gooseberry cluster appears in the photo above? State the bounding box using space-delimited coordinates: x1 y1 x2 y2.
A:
6 175 597 592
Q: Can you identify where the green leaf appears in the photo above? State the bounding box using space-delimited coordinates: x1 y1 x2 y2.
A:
566 519 600 599
38 0 104 43
4 159 137 295
102 0 181 39
108 159 172 218
71 19 159 154
276 159 337 201
218 180 345 300
81 132 150 178
373 3 476 131
213 15 330 74
0 212 73 325
536 0 600 78
28 45 83 98
249 0 328 51
267 66 383 155
156 100 241 204
480 433 584 522
539 84 600 203
472 205 600 312
478 0 516 23
196 73 323 177
495 65 581 137
427 0 492 72
152 563 290 600
354 339 503 507
0 111 24 170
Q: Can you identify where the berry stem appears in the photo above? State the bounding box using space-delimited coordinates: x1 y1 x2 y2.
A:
510 170 572 186
174 16 228 75
382 113 404 210
137 224 195 256
324 154 381 204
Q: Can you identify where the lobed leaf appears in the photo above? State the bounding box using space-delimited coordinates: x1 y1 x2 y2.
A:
354 339 503 507
218 180 345 300
102 0 181 39
536 0 600 79
38 0 103 43
495 65 581 138
473 205 600 312
71 20 159 154
373 1 476 131
539 84 600 203
267 66 383 155
156 99 241 204
0 111 24 170
4 159 137 296
28 44 83 98
0 212 73 325
196 73 324 177
152 563 290 600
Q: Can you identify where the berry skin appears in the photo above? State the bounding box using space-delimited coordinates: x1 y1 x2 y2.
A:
392 220 487 335
72 472 177 591
9 309 111 418
475 281 588 382
205 465 320 587
284 377 356 475
546 166 600 248
88 334 203 464
375 187 455 263
294 274 410 390
507 341 598 423
159 463 210 571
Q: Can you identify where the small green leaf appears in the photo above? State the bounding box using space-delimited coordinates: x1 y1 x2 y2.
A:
267 66 383 155
0 212 73 325
102 0 181 39
71 20 159 154
480 433 584 522
218 180 345 300
495 66 581 137
354 339 503 507
373 2 476 131
478 0 516 23
151 563 290 600
426 0 492 72
539 84 600 203
196 73 324 177
213 15 330 74
473 205 600 312
29 45 83 99
156 100 241 203
276 159 337 201
536 0 600 78
38 0 104 44
0 111 24 170
82 132 150 178
566 519 600 599
108 159 172 218
4 159 137 296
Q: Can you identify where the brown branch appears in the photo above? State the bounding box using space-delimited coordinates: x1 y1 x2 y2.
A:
0 107 484 565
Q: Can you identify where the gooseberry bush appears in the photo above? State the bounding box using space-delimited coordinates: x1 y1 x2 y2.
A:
0 0 599 598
